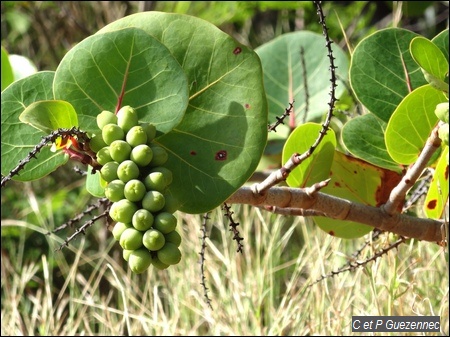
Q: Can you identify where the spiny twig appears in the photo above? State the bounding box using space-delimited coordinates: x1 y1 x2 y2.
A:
308 234 407 287
1 127 90 188
55 209 110 251
49 197 110 234
251 1 338 195
199 212 213 310
222 203 244 253
268 101 295 132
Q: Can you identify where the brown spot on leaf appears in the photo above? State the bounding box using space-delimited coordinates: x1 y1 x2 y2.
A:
215 150 227 161
334 182 341 187
375 170 403 209
427 199 437 210
245 103 251 109
328 230 335 236
190 150 197 155
233 47 242 55
445 165 449 181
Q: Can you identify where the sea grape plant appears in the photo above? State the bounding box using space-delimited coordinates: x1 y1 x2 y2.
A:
1 3 448 273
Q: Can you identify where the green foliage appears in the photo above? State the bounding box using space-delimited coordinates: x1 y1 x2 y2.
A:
255 31 349 125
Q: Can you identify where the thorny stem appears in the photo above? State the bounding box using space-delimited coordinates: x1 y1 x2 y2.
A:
1 127 96 188
251 1 338 196
199 213 213 310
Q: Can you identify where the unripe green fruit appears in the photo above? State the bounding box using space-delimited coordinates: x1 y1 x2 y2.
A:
109 199 138 223
112 222 131 241
130 144 153 167
119 227 144 250
164 230 182 247
143 229 166 251
117 105 139 132
97 110 117 129
132 209 154 231
435 102 449 124
151 255 169 270
104 179 125 202
143 172 167 192
89 134 107 153
109 140 132 163
128 248 152 274
123 249 133 262
160 192 180 213
157 242 182 265
142 190 165 213
117 160 140 183
438 123 449 146
149 145 169 166
124 179 146 202
142 123 157 143
153 212 177 234
126 126 147 147
96 147 113 165
102 124 125 145
100 161 119 183
149 167 173 186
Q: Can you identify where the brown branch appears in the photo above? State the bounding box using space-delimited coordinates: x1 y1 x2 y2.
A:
226 186 446 244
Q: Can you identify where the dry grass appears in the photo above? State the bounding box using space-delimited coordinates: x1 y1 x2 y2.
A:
1 201 448 336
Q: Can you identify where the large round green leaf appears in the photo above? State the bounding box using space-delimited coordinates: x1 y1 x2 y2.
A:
341 113 403 172
350 28 428 123
432 29 449 63
1 71 69 181
54 27 189 136
98 12 268 214
385 84 447 164
255 31 349 125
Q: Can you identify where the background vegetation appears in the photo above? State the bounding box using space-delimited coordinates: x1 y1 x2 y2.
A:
1 1 449 335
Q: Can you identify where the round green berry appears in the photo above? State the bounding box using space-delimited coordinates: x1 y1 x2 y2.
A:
149 145 168 166
117 105 138 132
126 125 147 147
104 179 125 202
117 160 140 183
142 190 165 213
112 222 131 241
142 123 157 143
164 230 181 247
143 229 165 251
96 146 113 166
157 242 182 266
109 140 131 163
97 110 117 129
128 248 152 274
124 179 146 202
132 209 154 231
102 123 124 145
160 191 180 213
151 255 169 270
149 167 173 186
153 212 177 234
143 171 167 192
100 161 119 183
119 227 144 250
123 249 133 262
89 134 107 153
109 199 138 223
130 144 153 167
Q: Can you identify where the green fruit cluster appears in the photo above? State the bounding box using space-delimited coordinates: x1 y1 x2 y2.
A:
435 102 449 146
92 106 182 274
